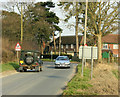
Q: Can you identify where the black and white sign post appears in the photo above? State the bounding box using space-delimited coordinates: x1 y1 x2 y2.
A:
15 43 21 64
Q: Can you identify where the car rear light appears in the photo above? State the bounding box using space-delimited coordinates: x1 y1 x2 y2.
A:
36 62 39 65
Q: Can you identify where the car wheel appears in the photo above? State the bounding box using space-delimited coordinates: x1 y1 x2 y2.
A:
40 68 42 71
55 67 57 69
37 70 40 72
19 67 24 72
19 70 24 72
23 68 27 72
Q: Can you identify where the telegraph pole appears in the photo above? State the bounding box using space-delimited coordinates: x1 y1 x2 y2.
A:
75 2 79 56
21 4 23 44
84 0 88 46
81 0 88 76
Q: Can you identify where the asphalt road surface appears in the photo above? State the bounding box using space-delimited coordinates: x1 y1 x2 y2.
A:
1 62 77 95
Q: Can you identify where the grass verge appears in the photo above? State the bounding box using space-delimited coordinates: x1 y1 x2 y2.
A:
41 59 55 62
0 62 20 73
112 70 119 79
63 64 95 95
41 59 79 63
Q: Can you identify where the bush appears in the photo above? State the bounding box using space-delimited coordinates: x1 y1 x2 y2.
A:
72 56 80 62
41 54 72 59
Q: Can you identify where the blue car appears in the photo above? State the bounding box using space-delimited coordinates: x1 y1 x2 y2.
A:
54 56 71 68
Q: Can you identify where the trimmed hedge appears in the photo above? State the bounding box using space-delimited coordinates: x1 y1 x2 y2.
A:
40 54 72 59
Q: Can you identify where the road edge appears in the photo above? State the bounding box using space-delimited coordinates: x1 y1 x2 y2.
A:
0 70 18 78
57 65 77 95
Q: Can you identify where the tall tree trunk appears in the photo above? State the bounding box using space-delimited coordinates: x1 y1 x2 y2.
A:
41 44 43 54
59 31 61 56
75 2 79 56
53 32 56 54
98 34 102 62
98 1 102 62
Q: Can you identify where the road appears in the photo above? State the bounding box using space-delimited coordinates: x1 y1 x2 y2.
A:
1 62 77 95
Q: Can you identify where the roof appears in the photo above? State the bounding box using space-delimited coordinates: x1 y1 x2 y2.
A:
102 34 120 44
50 35 83 45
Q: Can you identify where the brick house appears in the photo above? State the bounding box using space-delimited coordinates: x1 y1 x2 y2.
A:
102 34 120 57
49 35 83 56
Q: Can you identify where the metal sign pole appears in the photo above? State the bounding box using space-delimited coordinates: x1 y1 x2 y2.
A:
81 46 84 77
91 47 93 80
17 51 18 59
51 51 52 61
17 51 19 65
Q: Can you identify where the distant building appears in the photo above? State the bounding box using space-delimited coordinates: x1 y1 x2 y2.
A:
102 34 120 57
49 35 83 56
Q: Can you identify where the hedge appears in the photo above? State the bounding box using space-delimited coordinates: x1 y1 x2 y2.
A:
40 54 72 59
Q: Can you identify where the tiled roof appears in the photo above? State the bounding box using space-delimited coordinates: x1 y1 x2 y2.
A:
51 35 83 45
102 34 120 44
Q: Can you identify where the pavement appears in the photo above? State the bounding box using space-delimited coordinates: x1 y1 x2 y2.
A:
1 62 77 95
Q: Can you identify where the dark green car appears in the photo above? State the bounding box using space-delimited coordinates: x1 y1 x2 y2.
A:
19 50 43 72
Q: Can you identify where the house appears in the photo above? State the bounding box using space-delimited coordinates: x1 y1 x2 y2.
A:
49 35 83 56
102 34 120 57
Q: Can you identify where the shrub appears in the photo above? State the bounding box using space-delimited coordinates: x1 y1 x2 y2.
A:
41 54 72 59
72 56 80 62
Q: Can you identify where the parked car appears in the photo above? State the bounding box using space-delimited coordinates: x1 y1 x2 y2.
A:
19 50 43 72
54 56 71 68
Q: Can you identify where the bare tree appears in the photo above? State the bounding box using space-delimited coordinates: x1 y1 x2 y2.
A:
79 2 118 62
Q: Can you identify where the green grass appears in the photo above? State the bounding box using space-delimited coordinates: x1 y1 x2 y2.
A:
63 64 95 95
0 62 20 72
41 58 79 63
41 59 55 62
112 70 119 79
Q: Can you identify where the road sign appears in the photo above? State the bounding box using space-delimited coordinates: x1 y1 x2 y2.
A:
84 44 87 46
79 46 98 59
15 43 21 51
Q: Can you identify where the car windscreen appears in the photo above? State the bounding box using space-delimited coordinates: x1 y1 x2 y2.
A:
56 57 69 60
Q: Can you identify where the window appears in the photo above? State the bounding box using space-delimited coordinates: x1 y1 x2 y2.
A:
61 45 63 49
56 56 69 60
113 44 118 49
71 44 74 49
66 45 68 49
102 44 108 49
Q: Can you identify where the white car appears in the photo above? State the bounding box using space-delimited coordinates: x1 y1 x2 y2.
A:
55 56 71 68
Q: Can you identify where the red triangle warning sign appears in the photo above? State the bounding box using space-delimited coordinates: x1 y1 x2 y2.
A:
84 44 87 46
15 43 21 51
